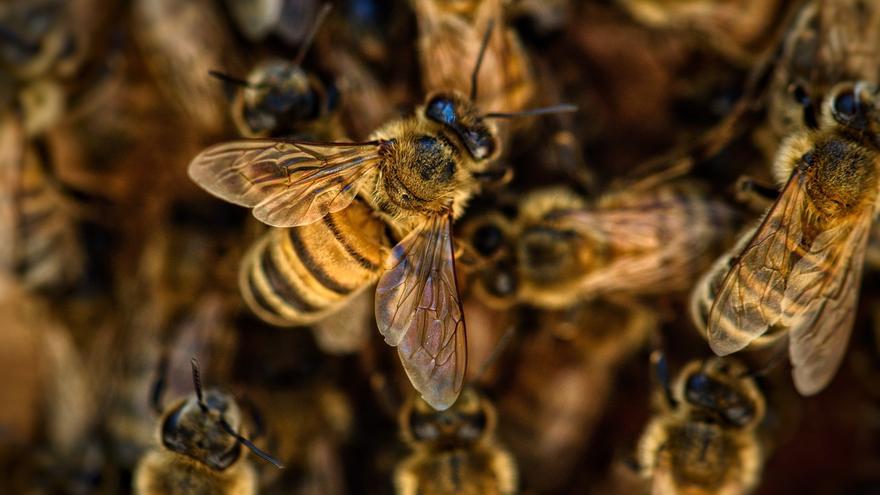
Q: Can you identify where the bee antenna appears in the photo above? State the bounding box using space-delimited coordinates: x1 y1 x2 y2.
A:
470 19 495 102
208 70 252 88
219 417 285 469
190 357 208 413
484 104 578 119
473 325 516 382
293 3 333 67
650 351 677 408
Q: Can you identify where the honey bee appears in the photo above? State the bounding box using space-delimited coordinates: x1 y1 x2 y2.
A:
395 386 518 495
213 4 340 139
700 82 880 395
134 359 282 495
462 183 736 310
0 114 83 292
411 0 535 115
497 299 656 493
188 30 575 409
638 355 767 495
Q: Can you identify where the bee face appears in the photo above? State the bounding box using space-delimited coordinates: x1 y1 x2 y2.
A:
238 60 337 137
403 388 493 448
826 82 879 133
677 359 764 429
160 390 244 471
423 92 498 162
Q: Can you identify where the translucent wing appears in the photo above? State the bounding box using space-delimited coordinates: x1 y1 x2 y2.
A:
788 211 871 395
707 169 866 360
375 215 466 411
188 140 383 227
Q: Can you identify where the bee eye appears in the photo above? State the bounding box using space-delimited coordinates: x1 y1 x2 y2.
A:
472 224 503 256
426 97 457 125
833 90 857 119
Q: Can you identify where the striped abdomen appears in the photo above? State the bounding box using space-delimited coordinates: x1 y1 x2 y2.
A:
3 141 83 291
239 198 389 326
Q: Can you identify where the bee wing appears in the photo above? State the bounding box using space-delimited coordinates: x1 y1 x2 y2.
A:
188 140 383 227
707 170 867 359
788 211 871 395
375 215 466 411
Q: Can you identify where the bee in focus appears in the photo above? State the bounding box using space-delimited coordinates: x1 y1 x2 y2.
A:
134 359 282 495
411 0 535 116
638 354 767 495
211 4 340 140
188 25 574 409
395 386 517 495
460 183 736 310
698 82 880 395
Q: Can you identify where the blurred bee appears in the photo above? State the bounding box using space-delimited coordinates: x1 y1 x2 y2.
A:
461 183 736 310
411 0 535 115
497 299 656 493
134 359 282 495
212 4 341 140
395 386 518 495
132 0 241 135
0 114 83 292
698 82 880 395
638 354 767 495
764 0 880 143
617 0 788 65
188 27 575 409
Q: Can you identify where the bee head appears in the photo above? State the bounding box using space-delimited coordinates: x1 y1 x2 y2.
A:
423 91 499 162
402 387 494 449
237 60 336 137
159 390 244 471
678 358 765 429
517 225 585 287
826 81 880 135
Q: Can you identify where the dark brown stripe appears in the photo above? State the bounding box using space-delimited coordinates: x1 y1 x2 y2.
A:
245 269 286 320
286 228 354 295
322 213 380 270
260 248 319 312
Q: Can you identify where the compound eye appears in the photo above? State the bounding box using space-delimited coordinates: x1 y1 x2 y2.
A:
472 223 503 256
833 89 858 120
426 96 457 125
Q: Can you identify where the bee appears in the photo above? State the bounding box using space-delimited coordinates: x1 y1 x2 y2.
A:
638 354 767 495
699 82 880 395
0 114 83 292
462 183 736 310
224 0 324 45
411 0 535 116
212 4 340 139
395 386 518 495
497 299 656 493
134 359 282 495
616 0 788 65
188 26 575 409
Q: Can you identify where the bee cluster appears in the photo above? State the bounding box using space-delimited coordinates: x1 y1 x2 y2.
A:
3 0 880 494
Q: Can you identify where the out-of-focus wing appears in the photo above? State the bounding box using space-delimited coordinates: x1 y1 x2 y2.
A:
375 215 466 410
188 139 384 227
788 211 871 395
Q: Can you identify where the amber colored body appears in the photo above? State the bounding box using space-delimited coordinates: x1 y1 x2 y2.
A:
134 451 256 495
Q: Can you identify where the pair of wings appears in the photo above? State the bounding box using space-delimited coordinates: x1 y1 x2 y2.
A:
546 195 734 296
706 170 872 395
188 139 466 410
